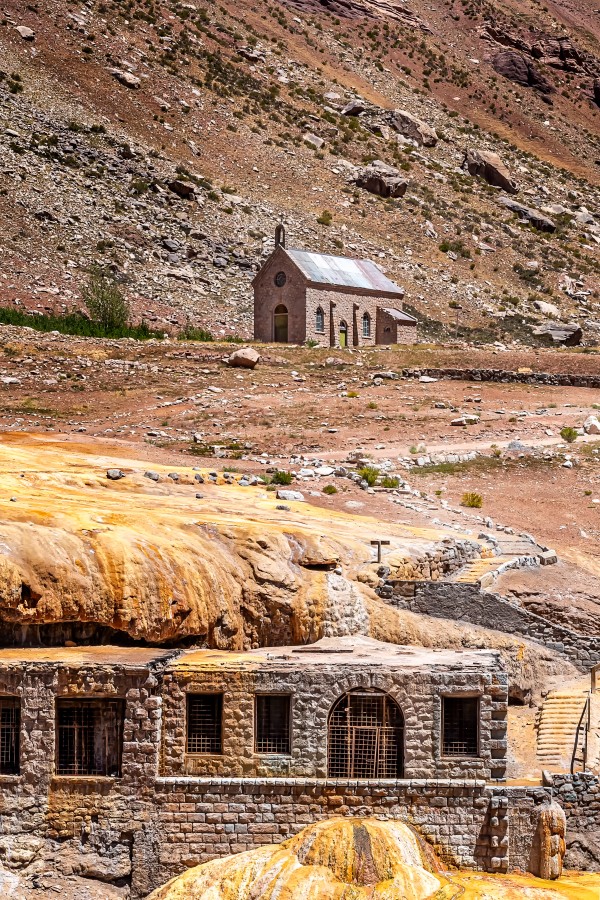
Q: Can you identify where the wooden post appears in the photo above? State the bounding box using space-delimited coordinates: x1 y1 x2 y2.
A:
370 539 391 564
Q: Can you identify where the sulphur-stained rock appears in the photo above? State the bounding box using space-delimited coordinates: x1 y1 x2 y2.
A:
0 437 400 647
463 148 519 194
148 816 594 900
529 799 566 880
148 819 445 900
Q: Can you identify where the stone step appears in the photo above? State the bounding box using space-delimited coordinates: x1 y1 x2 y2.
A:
536 690 589 769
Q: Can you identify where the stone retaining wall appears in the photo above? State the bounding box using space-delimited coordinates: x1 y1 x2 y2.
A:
403 367 600 388
380 581 600 670
149 777 510 890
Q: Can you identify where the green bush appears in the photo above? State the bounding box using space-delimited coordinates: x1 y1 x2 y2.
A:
317 210 333 226
271 470 293 485
461 491 483 508
380 475 400 489
322 484 338 495
178 326 214 342
560 426 578 444
357 466 379 486
82 266 130 334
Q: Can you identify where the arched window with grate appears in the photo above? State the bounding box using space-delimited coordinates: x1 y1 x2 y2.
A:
362 312 371 338
315 307 325 333
327 689 404 779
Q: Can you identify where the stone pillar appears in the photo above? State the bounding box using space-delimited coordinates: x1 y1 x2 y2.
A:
529 798 566 880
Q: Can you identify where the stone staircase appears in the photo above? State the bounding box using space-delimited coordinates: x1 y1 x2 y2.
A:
536 689 590 772
449 555 517 584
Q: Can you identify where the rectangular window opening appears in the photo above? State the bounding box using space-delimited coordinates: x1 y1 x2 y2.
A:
255 695 291 755
56 699 124 777
0 698 20 775
442 696 479 757
186 694 223 754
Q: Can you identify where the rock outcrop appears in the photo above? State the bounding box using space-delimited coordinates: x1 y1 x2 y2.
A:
463 148 519 194
500 197 557 232
355 161 408 198
532 322 583 346
491 50 555 94
390 110 438 147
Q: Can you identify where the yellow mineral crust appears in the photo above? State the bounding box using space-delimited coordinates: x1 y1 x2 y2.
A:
147 819 600 900
0 434 483 646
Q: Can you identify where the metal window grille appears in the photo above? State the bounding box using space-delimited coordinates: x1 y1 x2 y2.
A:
186 694 223 754
0 698 19 775
362 314 371 338
315 308 325 333
255 695 291 754
56 699 124 776
442 697 479 757
328 690 404 779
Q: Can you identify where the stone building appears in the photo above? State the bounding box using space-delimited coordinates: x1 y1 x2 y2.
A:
161 637 506 782
0 637 514 895
252 225 417 347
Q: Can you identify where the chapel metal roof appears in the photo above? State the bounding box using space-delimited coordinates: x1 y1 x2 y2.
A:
381 307 418 324
285 248 404 296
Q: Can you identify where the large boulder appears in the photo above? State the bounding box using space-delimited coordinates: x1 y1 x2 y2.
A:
584 416 600 435
15 25 35 40
390 109 438 147
500 197 556 232
491 50 555 94
462 148 519 194
532 322 583 345
342 99 366 116
109 68 141 89
168 179 196 199
227 347 260 369
533 299 560 319
355 161 408 199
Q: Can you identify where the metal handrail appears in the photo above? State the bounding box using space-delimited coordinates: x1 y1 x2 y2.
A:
571 694 590 775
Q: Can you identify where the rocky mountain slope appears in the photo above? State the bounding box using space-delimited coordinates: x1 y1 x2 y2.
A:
0 0 599 341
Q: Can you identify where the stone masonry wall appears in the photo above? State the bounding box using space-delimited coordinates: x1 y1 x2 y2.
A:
160 663 506 781
0 662 167 899
403 367 600 389
382 580 600 671
253 249 307 344
305 288 378 349
375 308 417 345
0 655 593 898
149 777 496 889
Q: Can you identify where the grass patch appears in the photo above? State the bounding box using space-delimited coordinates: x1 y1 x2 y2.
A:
461 491 483 508
0 306 162 340
178 325 214 341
